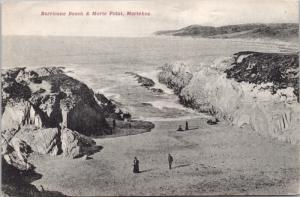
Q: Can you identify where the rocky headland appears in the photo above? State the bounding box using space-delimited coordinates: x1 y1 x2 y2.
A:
158 51 300 144
154 23 298 42
1 67 154 196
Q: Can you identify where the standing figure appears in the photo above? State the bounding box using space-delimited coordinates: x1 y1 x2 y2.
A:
185 121 189 130
40 185 45 192
112 119 116 130
177 125 183 131
168 153 173 170
133 157 140 173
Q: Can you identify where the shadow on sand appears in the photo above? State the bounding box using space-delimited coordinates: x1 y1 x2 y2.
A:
140 168 157 173
186 127 199 131
173 164 191 169
75 145 104 159
177 127 199 132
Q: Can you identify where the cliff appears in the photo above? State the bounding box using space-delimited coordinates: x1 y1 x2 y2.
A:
1 67 154 196
158 52 300 144
154 23 298 42
1 67 153 157
1 67 136 135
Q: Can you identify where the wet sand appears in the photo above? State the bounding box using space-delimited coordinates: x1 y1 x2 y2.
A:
28 117 300 196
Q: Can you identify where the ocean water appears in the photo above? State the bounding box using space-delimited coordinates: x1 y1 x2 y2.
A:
2 36 297 120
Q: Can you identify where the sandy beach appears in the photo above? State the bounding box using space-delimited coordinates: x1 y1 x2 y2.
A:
28 117 300 196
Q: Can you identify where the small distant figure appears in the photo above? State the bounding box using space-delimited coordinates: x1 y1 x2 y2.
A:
207 117 219 125
112 119 116 129
185 121 189 130
40 185 45 192
129 123 132 128
133 157 140 173
177 125 183 131
168 153 174 169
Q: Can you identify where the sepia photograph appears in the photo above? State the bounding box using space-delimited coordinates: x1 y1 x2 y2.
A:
1 0 299 196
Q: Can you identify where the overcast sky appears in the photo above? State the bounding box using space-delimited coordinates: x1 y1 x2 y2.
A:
2 0 299 37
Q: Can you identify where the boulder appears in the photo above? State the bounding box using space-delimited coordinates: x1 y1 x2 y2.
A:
61 128 97 158
3 138 33 171
14 127 60 156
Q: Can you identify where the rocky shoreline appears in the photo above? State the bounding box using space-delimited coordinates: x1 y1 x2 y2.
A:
126 72 164 93
1 67 154 196
158 51 300 144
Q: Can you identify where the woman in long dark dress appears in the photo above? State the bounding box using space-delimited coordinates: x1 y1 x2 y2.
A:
133 157 140 173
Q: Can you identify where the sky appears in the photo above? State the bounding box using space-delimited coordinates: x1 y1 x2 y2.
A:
2 0 299 37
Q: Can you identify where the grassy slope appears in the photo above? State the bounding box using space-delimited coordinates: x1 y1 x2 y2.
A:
154 23 298 41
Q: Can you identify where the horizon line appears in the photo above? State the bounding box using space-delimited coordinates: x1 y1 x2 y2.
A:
3 22 298 37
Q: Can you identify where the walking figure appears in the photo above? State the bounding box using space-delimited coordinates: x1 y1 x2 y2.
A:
168 153 173 169
133 157 140 173
112 119 116 130
185 121 189 130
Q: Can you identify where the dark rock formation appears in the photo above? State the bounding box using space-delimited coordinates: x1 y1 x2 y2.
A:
2 157 68 197
94 93 130 120
151 88 164 94
154 23 298 42
126 72 164 93
225 51 299 101
1 66 155 196
2 67 110 136
126 72 155 87
1 67 120 166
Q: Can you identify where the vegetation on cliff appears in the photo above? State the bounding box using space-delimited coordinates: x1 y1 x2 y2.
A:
225 51 299 101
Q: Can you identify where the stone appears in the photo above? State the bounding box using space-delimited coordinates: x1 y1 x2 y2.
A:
1 99 43 131
14 127 60 155
61 128 96 158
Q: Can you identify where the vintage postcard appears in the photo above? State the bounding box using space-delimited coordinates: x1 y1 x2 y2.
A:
1 0 299 196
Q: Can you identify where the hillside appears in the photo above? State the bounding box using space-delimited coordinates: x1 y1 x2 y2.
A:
154 23 299 42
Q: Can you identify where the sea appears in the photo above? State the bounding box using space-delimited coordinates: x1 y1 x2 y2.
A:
2 36 297 121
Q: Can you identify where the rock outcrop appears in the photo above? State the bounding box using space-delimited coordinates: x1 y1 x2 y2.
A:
158 52 300 144
225 51 299 101
61 128 102 158
1 68 106 195
158 63 193 95
94 93 131 120
1 67 116 163
1 67 154 159
126 72 164 93
1 67 112 135
1 66 154 196
14 127 60 156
